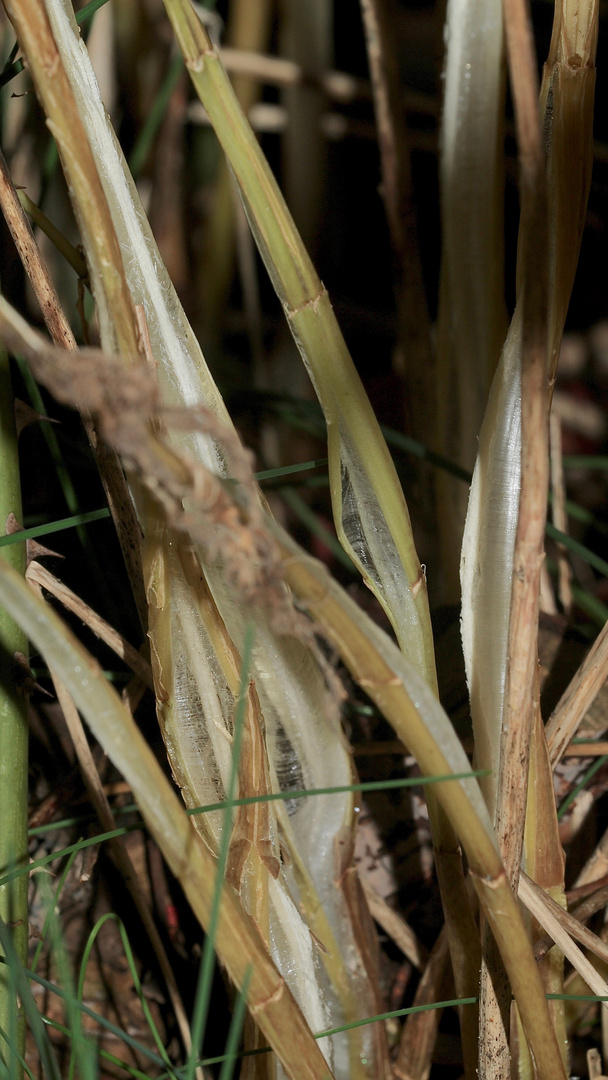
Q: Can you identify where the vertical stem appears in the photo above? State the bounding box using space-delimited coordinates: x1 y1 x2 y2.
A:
479 0 548 1072
0 343 28 1072
357 8 481 1042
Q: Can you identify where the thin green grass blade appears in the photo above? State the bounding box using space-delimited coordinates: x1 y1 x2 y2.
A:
40 1020 152 1080
256 458 328 482
279 487 355 572
217 967 252 1080
0 508 110 548
129 54 184 177
33 876 97 1080
14 355 84 536
0 0 110 86
23 771 488 846
0 1023 33 1080
0 918 61 1080
25 968 169 1072
0 828 139 888
546 521 608 578
557 754 608 819
30 849 79 975
75 913 177 1079
563 456 608 470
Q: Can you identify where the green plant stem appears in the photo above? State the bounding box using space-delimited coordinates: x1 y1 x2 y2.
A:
161 0 436 687
0 345 28 1072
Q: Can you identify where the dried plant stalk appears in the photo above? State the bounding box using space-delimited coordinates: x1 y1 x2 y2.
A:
359 8 480 1066
0 291 566 1079
394 927 450 1080
459 0 599 1065
0 287 380 1075
26 567 196 1070
359 0 434 407
518 701 568 1078
25 562 153 688
0 558 335 1080
0 140 146 623
162 0 436 687
546 617 608 767
519 873 608 1004
277 531 567 1080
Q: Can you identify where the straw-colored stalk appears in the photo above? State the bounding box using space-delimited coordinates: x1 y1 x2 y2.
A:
0 558 334 1080
516 701 568 1079
358 0 434 402
277 536 567 1080
546 614 608 767
495 0 548 890
497 0 598 896
25 565 198 1069
162 0 436 688
0 288 383 1077
394 926 450 1080
459 0 598 1065
0 87 146 626
359 10 480 1039
2 0 139 358
541 0 599 381
160 10 479 1071
472 0 547 1064
0 289 566 1080
198 0 272 335
494 0 597 1066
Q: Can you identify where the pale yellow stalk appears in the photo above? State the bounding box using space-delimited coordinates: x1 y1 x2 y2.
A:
162 0 435 686
0 557 334 1080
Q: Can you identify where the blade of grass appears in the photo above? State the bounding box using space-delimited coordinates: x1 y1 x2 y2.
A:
0 918 61 1080
75 913 177 1079
27 568 195 1068
0 508 111 548
557 755 608 820
33 876 97 1080
0 0 112 86
128 53 185 178
519 702 568 1078
14 192 87 280
30 849 79 976
519 873 608 1004
21 969 171 1073
217 968 252 1080
26 561 153 688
